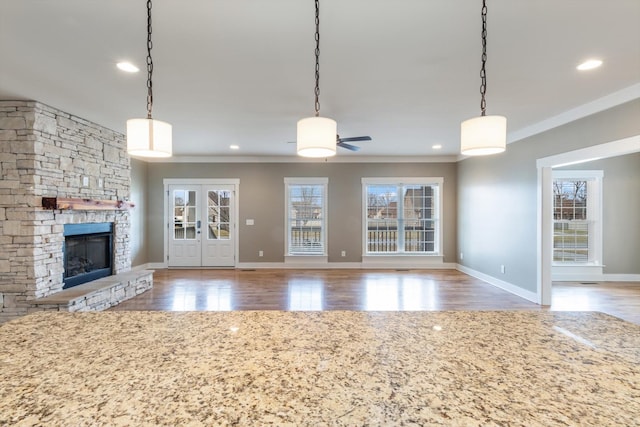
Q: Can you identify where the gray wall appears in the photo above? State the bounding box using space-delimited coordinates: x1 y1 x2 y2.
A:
457 99 640 292
558 153 640 274
130 158 149 267
142 162 458 264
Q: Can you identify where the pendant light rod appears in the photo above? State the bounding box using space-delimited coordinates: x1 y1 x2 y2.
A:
126 0 172 158
479 0 487 117
146 0 154 119
480 0 487 116
296 0 337 158
314 0 321 117
460 0 506 156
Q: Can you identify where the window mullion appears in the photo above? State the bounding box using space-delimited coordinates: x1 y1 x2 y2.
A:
397 184 405 253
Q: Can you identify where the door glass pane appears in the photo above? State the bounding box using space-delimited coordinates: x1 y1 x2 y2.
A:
208 191 220 240
207 190 231 240
219 223 230 239
218 190 231 240
174 189 197 240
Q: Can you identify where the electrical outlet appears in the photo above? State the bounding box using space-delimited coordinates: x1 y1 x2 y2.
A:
500 265 505 274
259 250 263 257
460 252 464 260
341 250 346 257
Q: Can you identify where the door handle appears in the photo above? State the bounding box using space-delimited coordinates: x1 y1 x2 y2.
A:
197 220 201 229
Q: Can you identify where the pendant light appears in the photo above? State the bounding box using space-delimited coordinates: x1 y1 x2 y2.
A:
297 0 337 158
126 0 172 158
460 0 506 156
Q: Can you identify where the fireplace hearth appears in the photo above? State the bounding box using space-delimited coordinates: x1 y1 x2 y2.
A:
63 223 113 289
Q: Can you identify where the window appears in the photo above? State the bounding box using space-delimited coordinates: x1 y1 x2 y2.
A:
285 178 328 255
552 171 602 264
362 178 442 255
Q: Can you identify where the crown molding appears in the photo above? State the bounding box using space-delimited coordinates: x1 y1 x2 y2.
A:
507 83 640 144
139 155 459 164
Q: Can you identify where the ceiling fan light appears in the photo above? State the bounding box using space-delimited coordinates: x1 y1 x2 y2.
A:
127 118 172 158
297 116 337 158
460 115 506 156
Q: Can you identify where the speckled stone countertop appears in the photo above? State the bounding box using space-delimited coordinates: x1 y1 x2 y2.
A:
1 311 639 426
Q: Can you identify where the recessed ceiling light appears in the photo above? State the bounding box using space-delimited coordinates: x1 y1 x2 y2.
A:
576 59 603 71
432 144 442 150
230 145 239 150
117 62 139 73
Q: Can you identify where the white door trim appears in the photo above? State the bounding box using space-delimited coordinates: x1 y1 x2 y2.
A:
163 178 240 268
536 134 640 305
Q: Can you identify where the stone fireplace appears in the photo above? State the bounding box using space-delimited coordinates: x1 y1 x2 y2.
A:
0 101 133 322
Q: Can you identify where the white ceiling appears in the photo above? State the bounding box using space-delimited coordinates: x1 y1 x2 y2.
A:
1 0 639 159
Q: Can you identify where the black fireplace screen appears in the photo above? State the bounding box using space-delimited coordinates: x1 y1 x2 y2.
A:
63 223 113 289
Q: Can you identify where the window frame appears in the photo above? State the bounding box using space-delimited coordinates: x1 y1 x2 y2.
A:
552 170 603 266
284 177 329 259
361 177 443 258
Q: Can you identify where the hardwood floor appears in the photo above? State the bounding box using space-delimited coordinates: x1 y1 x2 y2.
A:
552 281 640 325
110 269 640 324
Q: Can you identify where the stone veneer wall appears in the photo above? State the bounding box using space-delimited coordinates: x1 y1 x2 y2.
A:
0 101 131 322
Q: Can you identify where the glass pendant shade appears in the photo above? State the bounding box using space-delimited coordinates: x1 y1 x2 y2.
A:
126 118 172 158
460 115 507 156
297 116 337 158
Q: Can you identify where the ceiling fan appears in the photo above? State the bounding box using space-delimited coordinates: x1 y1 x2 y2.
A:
289 135 372 152
336 135 372 151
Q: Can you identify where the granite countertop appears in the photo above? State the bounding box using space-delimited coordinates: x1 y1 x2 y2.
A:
1 310 639 426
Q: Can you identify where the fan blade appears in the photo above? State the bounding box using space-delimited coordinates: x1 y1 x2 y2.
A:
337 141 360 151
338 136 372 143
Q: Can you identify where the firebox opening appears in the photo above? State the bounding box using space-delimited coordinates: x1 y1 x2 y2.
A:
63 223 113 289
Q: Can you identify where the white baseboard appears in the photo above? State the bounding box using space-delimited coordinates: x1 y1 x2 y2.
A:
146 262 167 270
361 255 452 269
552 274 603 282
456 264 539 304
603 274 640 282
236 261 456 270
552 264 603 282
552 273 640 282
362 261 457 269
237 262 362 269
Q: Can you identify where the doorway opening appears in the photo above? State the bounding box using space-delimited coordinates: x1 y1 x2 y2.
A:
537 135 640 305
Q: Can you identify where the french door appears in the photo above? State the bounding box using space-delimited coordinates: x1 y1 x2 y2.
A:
167 181 237 267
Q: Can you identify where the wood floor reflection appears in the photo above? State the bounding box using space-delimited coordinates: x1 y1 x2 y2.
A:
110 269 640 324
552 281 640 325
111 269 535 312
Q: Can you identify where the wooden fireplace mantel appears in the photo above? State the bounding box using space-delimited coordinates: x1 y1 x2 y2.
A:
42 197 135 211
